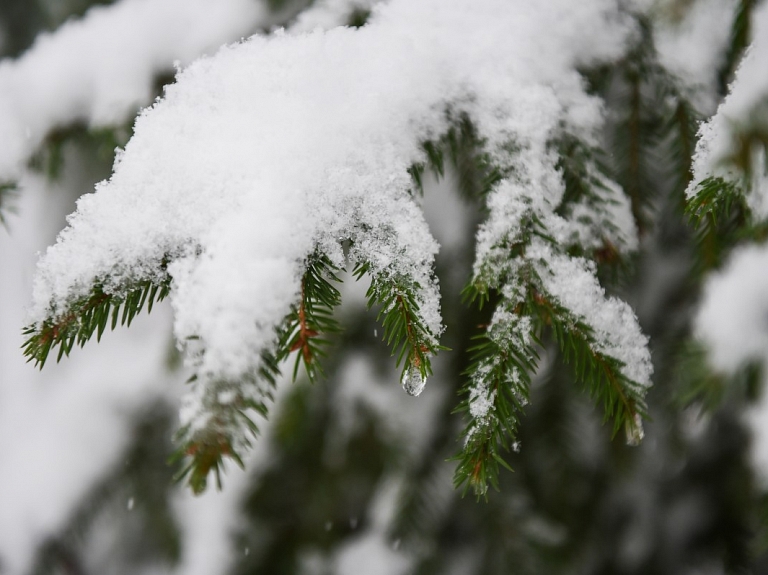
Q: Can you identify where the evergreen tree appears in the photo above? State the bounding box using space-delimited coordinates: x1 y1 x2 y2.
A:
3 0 768 574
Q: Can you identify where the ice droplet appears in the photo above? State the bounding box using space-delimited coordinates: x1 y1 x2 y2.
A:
625 413 644 446
401 365 426 396
127 497 135 511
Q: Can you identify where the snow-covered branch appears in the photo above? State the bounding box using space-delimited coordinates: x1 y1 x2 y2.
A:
25 0 654 494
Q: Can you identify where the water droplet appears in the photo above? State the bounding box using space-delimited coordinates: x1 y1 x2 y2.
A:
324 521 332 531
392 538 401 550
350 517 358 529
244 547 250 556
401 366 426 396
127 497 135 511
625 413 644 446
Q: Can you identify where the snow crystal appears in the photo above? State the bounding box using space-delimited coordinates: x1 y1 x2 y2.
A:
468 376 497 421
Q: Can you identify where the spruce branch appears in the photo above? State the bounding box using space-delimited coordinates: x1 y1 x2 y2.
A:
673 341 763 410
671 97 698 191
455 269 647 498
552 133 636 275
171 348 282 495
277 253 343 382
719 0 757 94
22 277 171 368
353 260 445 396
172 248 447 493
454 319 536 498
172 408 251 495
171 255 343 494
536 290 647 441
684 176 768 270
408 112 506 201
604 15 684 238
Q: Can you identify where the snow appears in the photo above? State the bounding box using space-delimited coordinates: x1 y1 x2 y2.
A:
695 244 768 373
333 478 411 575
653 0 736 114
27 0 649 446
0 175 178 575
687 2 768 215
0 0 266 181
531 242 653 388
290 0 381 33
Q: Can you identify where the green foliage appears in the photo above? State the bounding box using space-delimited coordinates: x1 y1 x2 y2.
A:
669 97 700 190
28 124 132 180
723 103 768 181
592 13 702 239
674 341 763 410
451 123 649 497
22 276 171 368
346 7 371 28
353 261 445 395
609 18 665 234
278 254 344 383
453 321 534 497
719 0 758 94
553 133 633 282
685 176 768 270
686 176 746 228
455 270 647 498
171 368 276 495
170 254 346 495
408 112 505 201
